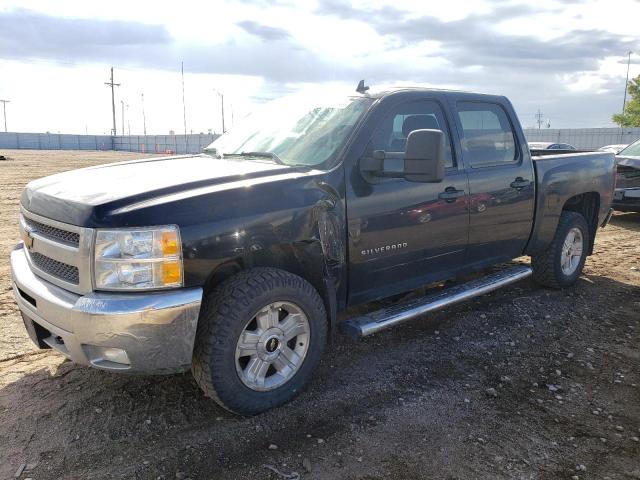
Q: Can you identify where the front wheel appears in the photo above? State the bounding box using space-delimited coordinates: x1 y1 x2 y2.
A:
531 211 589 288
192 268 327 415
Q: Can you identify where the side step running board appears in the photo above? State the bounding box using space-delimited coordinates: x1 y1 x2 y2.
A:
341 265 532 338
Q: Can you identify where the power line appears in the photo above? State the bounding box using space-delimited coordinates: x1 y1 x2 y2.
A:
104 67 120 135
0 99 9 132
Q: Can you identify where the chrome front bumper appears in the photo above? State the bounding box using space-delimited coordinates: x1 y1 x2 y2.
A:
11 243 203 374
612 188 640 212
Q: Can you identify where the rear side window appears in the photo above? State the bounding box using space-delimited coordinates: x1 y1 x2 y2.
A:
371 99 455 168
456 102 517 166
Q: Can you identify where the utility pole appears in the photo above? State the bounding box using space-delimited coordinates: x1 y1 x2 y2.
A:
141 93 147 135
181 61 187 137
104 67 120 135
535 109 544 130
213 89 225 134
0 99 9 132
126 104 130 135
221 93 225 134
622 50 633 115
120 100 125 136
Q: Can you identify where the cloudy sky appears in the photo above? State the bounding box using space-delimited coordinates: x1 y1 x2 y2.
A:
0 0 638 135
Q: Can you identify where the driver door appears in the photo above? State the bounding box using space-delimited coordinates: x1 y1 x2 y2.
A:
345 96 470 304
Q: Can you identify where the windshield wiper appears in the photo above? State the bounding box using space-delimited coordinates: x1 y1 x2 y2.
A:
223 151 286 165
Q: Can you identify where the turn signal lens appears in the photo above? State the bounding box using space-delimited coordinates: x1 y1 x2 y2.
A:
162 260 182 285
161 231 179 256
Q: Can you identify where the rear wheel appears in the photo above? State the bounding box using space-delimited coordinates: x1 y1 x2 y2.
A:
531 211 589 288
192 268 327 415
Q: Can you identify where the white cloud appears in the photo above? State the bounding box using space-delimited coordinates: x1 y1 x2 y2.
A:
0 0 638 133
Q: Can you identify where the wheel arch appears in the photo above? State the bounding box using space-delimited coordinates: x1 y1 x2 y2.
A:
526 190 601 257
201 241 340 339
561 192 600 255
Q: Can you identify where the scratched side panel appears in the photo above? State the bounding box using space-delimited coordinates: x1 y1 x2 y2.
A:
174 168 347 297
65 164 347 305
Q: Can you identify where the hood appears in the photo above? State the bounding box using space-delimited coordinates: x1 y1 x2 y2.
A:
21 154 310 226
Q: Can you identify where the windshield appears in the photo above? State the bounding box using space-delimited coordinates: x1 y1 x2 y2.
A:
619 139 640 157
204 92 372 167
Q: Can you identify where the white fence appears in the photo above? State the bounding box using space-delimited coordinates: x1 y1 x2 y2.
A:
523 128 640 150
0 132 112 150
0 132 219 154
113 134 219 154
2 129 639 154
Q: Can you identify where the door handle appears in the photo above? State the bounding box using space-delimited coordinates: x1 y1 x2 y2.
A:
510 177 531 190
438 187 465 203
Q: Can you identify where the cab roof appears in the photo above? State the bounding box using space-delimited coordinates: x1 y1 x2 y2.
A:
363 86 509 103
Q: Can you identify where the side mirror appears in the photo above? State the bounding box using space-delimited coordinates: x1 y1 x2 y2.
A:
360 129 446 183
403 129 445 182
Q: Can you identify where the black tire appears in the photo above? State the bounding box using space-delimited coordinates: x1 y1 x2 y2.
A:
531 211 590 289
192 268 327 415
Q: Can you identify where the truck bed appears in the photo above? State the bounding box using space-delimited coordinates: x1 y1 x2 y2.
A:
529 149 588 157
526 151 616 255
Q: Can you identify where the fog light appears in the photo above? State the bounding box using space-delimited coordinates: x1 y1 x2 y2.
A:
100 347 130 365
83 345 131 368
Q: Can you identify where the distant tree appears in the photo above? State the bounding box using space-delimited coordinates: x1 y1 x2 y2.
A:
613 74 640 127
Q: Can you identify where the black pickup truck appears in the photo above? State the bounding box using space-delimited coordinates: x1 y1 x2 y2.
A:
11 86 615 414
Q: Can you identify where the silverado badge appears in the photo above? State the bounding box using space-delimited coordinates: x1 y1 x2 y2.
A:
361 242 408 257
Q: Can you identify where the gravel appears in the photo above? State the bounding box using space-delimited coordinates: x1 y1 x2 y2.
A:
0 150 638 480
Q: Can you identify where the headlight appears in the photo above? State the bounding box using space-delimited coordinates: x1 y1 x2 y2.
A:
94 226 183 290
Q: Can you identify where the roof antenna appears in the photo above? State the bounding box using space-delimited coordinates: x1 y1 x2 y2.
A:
356 79 369 94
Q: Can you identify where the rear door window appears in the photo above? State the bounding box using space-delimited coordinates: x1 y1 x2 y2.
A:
456 102 518 167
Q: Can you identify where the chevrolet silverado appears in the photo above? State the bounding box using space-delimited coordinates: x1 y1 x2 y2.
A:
11 85 616 414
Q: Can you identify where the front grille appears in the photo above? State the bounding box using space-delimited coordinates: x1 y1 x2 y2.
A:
617 166 640 189
23 216 80 247
29 251 80 285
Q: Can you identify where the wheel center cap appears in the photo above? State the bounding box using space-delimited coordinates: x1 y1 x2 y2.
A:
265 337 280 353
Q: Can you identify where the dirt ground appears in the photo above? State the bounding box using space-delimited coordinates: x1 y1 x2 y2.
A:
0 149 638 480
